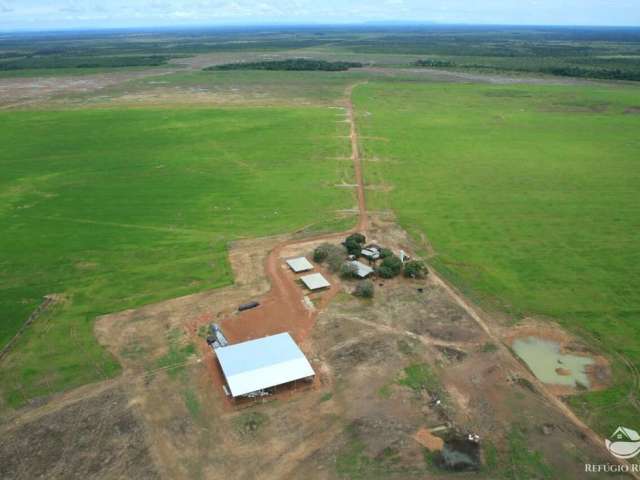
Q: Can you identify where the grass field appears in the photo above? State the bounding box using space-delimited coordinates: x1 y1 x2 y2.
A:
0 106 353 407
355 81 640 433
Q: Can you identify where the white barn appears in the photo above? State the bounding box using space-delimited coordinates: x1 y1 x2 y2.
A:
216 333 315 398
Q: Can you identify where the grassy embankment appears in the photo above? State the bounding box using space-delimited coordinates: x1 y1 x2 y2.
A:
355 81 640 434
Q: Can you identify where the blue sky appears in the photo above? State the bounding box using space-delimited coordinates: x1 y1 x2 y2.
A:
0 0 639 30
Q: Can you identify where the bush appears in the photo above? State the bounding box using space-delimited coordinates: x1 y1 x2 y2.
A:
344 233 366 256
313 243 332 262
379 248 393 259
340 262 359 279
376 265 394 278
403 260 428 279
327 251 345 273
354 280 375 298
346 233 366 244
378 255 403 278
310 242 347 273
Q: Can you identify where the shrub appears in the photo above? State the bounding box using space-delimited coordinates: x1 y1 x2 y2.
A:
313 243 332 262
313 243 345 266
346 233 366 244
379 248 393 259
327 251 345 273
340 262 359 279
403 260 428 279
354 280 375 298
376 265 394 279
378 255 402 278
344 233 366 256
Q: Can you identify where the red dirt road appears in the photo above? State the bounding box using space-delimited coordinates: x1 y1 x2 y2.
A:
195 83 368 401
219 82 368 346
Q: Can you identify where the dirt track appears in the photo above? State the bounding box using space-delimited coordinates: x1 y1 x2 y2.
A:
211 82 369 347
1 81 633 479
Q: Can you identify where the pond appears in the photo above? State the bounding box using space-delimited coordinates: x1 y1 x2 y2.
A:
512 336 594 388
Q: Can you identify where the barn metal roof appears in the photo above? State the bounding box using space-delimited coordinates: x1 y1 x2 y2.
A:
216 333 315 397
286 257 314 273
300 272 331 290
351 260 374 278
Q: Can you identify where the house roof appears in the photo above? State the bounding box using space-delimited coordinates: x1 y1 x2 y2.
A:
216 332 315 397
286 257 314 273
361 248 380 259
350 260 374 278
300 272 331 290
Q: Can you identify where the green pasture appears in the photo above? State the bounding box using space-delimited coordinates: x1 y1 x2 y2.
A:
0 106 353 408
355 81 640 434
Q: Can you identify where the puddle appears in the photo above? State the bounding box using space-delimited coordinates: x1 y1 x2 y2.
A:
435 436 481 472
512 336 594 388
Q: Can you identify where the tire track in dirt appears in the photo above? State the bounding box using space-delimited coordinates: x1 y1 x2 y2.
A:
430 270 639 477
214 82 369 349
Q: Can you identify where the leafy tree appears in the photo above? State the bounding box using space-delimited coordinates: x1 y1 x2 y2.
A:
379 255 403 278
327 251 345 273
313 243 332 263
379 248 393 259
313 243 345 266
346 233 366 244
376 265 394 279
403 260 428 279
344 233 366 256
354 280 375 298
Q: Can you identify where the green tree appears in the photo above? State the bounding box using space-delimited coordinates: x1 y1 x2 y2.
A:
378 255 402 278
403 260 428 279
354 280 375 298
344 233 366 256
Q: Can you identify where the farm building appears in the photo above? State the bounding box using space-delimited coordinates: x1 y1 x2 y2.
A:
360 248 380 260
300 272 331 290
215 332 315 398
351 260 374 278
286 256 314 273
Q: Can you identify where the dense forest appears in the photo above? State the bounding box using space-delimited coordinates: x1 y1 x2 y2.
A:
0 54 173 70
205 58 364 71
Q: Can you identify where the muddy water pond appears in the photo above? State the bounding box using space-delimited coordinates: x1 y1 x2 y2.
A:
512 336 594 388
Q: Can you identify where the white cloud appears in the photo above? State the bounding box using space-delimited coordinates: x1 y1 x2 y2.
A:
0 0 638 29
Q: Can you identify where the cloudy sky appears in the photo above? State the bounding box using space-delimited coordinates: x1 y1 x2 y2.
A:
0 0 639 30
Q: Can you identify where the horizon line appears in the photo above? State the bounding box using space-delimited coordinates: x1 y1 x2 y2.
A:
2 21 640 35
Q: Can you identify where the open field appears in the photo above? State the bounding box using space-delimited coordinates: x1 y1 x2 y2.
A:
0 219 621 479
0 106 354 408
355 80 640 434
1 25 640 478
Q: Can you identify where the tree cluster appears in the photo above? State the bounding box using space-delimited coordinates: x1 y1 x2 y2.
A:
206 59 363 72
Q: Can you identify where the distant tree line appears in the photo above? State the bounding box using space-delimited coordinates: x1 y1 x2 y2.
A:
541 66 640 82
0 55 173 71
414 59 455 68
413 57 640 82
205 58 364 72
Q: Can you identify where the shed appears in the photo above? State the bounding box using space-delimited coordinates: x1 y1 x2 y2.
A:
286 257 314 273
350 260 374 278
300 272 331 290
361 248 380 260
215 332 315 398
